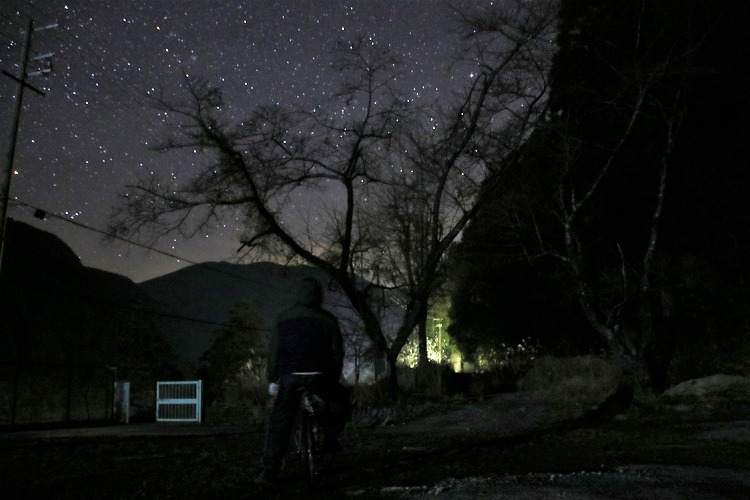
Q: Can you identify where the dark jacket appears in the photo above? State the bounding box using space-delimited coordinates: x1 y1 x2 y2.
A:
266 278 343 383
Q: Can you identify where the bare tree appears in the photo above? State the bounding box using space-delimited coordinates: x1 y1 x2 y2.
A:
547 86 685 371
488 2 703 389
110 1 558 395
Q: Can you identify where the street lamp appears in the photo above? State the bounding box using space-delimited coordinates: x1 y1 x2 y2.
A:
433 317 443 363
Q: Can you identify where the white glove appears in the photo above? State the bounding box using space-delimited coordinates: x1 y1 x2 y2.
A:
268 382 279 397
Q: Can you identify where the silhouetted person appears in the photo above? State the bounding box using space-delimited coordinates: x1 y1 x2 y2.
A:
256 277 348 486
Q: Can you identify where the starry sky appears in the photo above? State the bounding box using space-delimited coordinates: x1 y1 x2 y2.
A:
1 0 464 283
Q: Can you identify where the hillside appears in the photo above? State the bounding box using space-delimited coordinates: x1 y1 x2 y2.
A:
0 219 180 425
138 262 367 370
1 219 172 368
0 218 395 380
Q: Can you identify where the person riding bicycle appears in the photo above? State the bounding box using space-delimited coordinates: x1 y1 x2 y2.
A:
257 276 348 486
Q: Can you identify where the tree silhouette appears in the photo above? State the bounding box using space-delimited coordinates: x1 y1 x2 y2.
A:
198 301 265 405
110 1 558 395
451 0 750 390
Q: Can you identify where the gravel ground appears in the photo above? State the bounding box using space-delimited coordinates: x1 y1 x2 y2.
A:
2 375 750 498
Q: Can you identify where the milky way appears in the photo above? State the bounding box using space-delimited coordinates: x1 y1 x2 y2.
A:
1 0 463 282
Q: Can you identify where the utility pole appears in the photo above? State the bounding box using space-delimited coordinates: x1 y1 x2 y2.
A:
0 17 56 275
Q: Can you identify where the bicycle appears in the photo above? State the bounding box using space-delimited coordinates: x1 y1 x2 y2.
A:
292 386 326 487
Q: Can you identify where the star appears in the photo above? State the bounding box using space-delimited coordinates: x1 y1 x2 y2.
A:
1 0 454 282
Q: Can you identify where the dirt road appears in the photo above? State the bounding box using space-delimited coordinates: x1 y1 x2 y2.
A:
2 389 750 498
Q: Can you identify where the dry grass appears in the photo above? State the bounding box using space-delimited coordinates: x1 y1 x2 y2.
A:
205 355 627 424
518 354 624 404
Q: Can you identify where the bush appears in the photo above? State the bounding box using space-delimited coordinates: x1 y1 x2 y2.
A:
203 379 270 425
518 354 623 404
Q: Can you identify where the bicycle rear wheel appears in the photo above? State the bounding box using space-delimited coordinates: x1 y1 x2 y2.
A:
301 411 319 486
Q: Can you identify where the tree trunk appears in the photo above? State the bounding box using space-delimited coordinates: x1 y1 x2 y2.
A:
418 317 429 369
641 291 677 393
384 352 399 400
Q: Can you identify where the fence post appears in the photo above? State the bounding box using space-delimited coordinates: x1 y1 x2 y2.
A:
66 364 72 423
113 381 130 424
10 363 19 426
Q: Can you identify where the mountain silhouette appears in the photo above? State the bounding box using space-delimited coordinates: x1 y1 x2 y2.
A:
0 218 175 371
138 261 359 368
2 219 393 378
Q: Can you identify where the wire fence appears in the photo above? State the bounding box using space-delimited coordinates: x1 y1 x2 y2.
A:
0 362 158 428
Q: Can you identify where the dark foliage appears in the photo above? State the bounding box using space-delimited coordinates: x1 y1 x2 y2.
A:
450 0 750 384
0 219 182 424
197 301 265 405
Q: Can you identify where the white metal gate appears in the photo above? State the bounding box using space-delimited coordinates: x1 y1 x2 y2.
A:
156 380 202 423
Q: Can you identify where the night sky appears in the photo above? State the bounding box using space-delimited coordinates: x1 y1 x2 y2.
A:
1 0 462 282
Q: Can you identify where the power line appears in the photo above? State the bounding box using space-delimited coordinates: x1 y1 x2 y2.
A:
2 273 230 330
1 8 158 135
9 198 359 318
4 201 356 332
1 17 54 274
2 1 163 128
12 198 298 295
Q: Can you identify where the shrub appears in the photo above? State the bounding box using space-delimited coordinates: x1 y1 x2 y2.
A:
518 354 623 404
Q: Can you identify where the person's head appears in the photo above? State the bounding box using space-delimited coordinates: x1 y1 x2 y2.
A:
296 277 322 306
